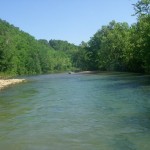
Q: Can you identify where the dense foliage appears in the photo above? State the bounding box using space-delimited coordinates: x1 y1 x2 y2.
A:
78 0 150 73
0 0 149 75
49 40 80 69
0 20 73 75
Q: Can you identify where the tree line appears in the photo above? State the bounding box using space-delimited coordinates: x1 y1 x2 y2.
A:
0 21 77 75
77 0 150 73
0 0 150 76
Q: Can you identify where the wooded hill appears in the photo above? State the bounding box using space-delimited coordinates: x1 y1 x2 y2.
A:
0 20 78 75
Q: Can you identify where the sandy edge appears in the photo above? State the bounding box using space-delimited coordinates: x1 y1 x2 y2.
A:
0 79 26 90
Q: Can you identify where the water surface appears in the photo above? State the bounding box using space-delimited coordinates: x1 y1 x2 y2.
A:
0 73 150 150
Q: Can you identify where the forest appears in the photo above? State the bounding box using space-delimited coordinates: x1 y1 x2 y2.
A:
0 0 150 76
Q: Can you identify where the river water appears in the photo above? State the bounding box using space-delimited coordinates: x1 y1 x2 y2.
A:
0 73 150 150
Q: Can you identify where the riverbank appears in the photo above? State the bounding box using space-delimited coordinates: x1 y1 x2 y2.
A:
0 79 26 90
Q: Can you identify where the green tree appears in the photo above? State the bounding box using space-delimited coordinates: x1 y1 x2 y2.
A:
131 0 150 73
133 0 150 16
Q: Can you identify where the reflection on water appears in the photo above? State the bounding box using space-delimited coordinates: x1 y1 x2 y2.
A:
0 73 150 150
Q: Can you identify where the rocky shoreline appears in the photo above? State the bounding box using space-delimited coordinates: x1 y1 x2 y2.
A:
0 79 25 90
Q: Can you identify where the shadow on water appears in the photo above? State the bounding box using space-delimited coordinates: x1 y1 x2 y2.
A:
100 73 150 89
79 72 150 150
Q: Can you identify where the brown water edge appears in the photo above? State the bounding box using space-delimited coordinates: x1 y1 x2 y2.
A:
0 79 26 90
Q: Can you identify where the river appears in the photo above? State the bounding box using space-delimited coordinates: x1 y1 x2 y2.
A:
0 73 150 150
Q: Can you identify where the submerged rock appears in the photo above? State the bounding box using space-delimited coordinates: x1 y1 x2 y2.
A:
68 71 74 74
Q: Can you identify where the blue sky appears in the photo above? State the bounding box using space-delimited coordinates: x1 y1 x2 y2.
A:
0 0 138 45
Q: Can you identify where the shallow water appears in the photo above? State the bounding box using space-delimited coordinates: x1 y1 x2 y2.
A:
0 73 150 150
